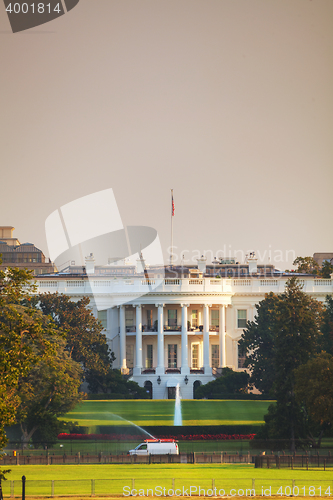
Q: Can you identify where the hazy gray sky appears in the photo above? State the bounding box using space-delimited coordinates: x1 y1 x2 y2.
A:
1 0 332 269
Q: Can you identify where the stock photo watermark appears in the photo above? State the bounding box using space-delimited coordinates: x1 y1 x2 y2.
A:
123 484 333 497
3 0 80 33
167 246 296 266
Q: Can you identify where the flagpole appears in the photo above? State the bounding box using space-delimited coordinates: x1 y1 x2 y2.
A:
170 189 174 266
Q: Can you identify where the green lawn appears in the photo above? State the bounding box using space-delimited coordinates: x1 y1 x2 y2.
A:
60 400 271 428
2 464 332 497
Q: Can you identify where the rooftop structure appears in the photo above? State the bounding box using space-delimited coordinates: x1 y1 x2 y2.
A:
313 253 333 267
0 226 57 276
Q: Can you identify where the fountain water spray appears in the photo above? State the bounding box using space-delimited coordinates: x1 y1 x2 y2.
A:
104 412 156 439
173 384 182 426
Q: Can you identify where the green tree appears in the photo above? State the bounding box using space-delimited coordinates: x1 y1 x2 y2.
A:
239 293 280 396
294 353 333 429
87 368 148 398
320 296 333 355
36 293 114 379
320 260 333 279
241 278 323 450
17 332 84 446
272 278 322 450
195 368 249 399
36 292 146 398
292 256 320 275
0 267 42 451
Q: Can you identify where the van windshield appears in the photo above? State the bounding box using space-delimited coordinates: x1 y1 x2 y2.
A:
135 444 147 450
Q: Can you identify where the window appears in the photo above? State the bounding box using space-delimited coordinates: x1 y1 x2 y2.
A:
168 387 176 399
147 310 153 330
126 344 134 368
192 344 199 369
168 309 177 328
211 310 219 327
137 444 147 450
125 308 134 327
237 309 247 329
211 345 219 368
97 310 107 329
168 344 177 368
146 344 153 368
238 342 246 369
191 310 198 328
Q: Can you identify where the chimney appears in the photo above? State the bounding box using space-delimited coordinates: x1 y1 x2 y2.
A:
248 252 258 275
85 253 95 274
136 251 146 274
197 255 207 274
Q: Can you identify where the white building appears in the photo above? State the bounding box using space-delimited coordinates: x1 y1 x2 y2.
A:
35 254 333 400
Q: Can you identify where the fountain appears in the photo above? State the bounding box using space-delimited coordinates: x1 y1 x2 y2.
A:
104 412 156 439
173 383 182 426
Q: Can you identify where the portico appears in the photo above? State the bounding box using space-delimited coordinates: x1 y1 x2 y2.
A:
116 303 228 385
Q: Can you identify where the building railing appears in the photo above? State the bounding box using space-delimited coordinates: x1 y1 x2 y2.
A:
314 279 332 286
126 326 136 333
190 368 204 374
164 325 181 332
141 367 156 374
34 277 333 295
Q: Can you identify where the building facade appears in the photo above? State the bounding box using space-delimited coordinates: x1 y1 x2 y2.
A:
34 253 333 400
0 226 57 275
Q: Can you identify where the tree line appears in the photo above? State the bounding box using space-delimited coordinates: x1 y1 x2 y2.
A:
0 266 147 458
239 277 333 450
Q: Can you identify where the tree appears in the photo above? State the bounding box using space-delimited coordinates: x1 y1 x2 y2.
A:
238 293 280 396
36 293 114 379
320 296 333 355
0 266 42 451
195 368 249 399
272 279 322 450
87 368 148 398
320 260 333 279
16 331 84 446
294 353 333 429
36 292 146 398
241 278 323 450
0 264 85 454
292 256 320 275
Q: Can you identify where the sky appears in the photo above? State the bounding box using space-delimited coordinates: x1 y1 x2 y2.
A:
1 0 333 270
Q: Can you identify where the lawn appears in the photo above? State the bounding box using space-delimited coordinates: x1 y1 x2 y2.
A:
2 464 332 497
60 400 271 428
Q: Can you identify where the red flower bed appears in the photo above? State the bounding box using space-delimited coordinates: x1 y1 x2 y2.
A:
58 432 256 441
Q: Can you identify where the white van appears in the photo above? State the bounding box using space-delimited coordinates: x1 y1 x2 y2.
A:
128 439 179 456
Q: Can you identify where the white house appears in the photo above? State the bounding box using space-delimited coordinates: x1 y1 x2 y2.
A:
35 253 333 400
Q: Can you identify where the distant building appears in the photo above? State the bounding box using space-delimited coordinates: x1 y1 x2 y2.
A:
0 226 57 276
313 253 333 268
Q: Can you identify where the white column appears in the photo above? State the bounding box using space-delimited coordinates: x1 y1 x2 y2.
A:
134 305 142 376
119 305 127 373
156 303 164 375
203 304 212 374
181 304 189 375
219 305 226 367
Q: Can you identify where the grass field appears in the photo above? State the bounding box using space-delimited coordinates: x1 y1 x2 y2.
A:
2 464 332 498
60 400 272 428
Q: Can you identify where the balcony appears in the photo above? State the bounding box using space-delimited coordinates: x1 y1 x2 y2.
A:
164 325 181 332
126 326 136 333
141 367 156 374
190 368 204 374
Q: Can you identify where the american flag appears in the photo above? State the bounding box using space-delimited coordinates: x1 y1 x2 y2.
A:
171 191 175 216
